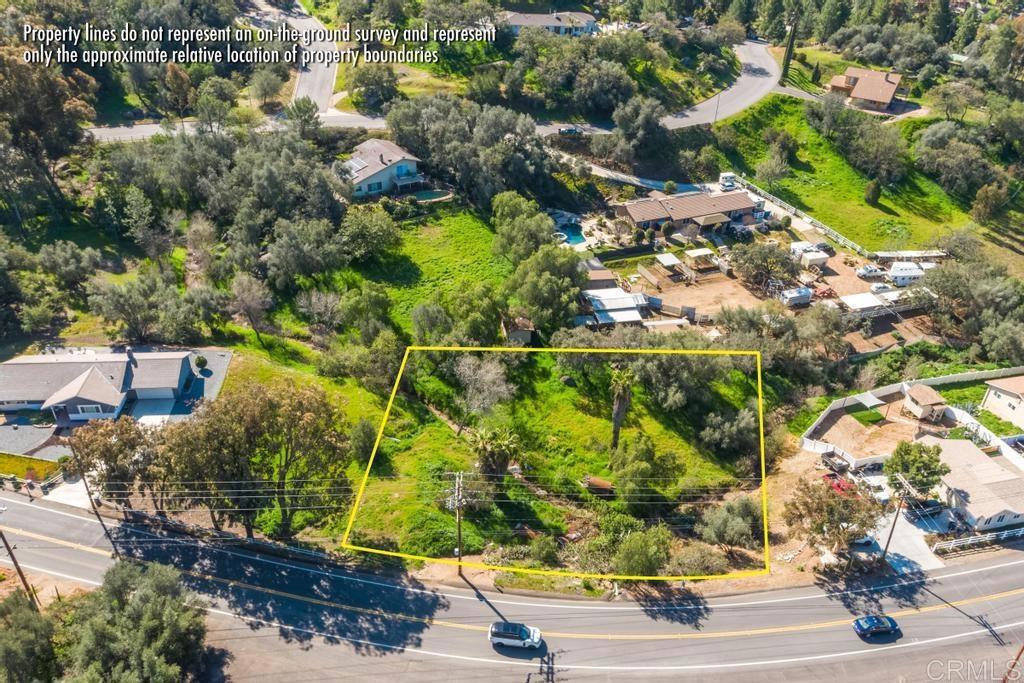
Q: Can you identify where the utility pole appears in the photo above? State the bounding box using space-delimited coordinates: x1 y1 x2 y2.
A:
69 444 121 560
1003 640 1024 683
0 507 39 610
880 473 922 565
447 472 466 577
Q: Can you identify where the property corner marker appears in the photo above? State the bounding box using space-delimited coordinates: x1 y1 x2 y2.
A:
341 345 771 582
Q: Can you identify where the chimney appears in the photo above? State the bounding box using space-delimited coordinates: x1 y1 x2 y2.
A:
125 346 136 365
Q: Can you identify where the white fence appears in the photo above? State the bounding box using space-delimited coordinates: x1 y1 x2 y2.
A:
932 526 1024 554
734 177 873 257
800 365 1024 458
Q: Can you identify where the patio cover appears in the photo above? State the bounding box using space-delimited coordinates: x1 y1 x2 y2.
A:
685 248 715 258
595 309 643 324
694 212 730 226
655 253 682 267
854 392 884 409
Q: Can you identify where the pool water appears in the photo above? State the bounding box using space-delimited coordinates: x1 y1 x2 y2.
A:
559 223 586 246
411 189 451 201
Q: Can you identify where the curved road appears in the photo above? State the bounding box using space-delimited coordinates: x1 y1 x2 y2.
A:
3 492 1023 682
89 20 781 143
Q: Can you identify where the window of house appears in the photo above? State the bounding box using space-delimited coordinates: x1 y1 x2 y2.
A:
998 515 1006 523
368 181 383 192
78 405 103 414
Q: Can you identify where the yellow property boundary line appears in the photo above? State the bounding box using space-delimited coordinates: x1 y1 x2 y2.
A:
340 345 770 582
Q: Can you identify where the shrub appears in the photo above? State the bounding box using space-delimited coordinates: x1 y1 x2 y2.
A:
668 544 730 577
195 354 208 369
612 525 672 577
864 179 881 204
401 508 484 558
529 535 560 565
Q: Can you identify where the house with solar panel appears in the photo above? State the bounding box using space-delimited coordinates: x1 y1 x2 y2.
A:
341 139 426 198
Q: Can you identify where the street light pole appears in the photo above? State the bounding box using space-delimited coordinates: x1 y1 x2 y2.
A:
0 507 39 610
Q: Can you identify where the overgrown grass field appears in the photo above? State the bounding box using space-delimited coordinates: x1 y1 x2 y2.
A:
719 96 971 251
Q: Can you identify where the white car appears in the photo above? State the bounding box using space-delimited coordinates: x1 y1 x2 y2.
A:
870 282 895 293
856 264 885 279
489 621 542 649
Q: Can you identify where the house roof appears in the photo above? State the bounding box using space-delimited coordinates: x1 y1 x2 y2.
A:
906 383 946 406
499 11 596 28
41 367 125 409
0 351 191 404
920 436 1024 520
620 199 671 224
986 375 1024 398
618 190 756 225
844 67 902 105
0 354 129 402
655 253 681 267
342 139 419 186
660 191 756 223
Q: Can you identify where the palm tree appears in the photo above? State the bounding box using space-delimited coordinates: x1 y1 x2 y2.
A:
609 367 635 450
470 427 521 482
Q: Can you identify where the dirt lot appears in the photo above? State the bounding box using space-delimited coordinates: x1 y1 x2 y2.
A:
844 312 941 354
636 273 765 319
817 252 873 297
811 397 951 460
0 568 91 606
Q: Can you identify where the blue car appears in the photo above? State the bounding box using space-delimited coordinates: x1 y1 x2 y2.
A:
852 616 900 638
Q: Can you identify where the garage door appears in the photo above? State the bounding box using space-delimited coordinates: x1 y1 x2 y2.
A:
135 387 175 399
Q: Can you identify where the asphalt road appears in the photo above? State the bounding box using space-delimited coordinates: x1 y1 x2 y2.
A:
3 492 1024 682
87 35 778 142
246 0 337 112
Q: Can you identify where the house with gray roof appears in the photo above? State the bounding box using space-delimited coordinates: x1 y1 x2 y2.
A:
498 11 598 36
341 139 425 198
0 349 194 425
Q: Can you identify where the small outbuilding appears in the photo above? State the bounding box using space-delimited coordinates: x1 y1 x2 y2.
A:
779 287 813 307
888 261 926 287
903 383 946 423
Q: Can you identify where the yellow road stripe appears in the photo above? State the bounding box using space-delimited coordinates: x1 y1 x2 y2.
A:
187 568 1024 641
0 525 112 557
12 525 1024 641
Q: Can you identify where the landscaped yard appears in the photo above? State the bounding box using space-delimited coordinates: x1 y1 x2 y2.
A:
720 96 972 252
0 452 61 480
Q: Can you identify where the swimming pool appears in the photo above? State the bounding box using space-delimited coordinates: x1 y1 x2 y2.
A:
557 223 586 246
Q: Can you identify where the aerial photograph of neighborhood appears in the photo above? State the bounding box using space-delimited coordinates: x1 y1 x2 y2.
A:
1 0 1024 679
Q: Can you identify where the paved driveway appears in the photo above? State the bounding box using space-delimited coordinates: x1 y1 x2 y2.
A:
877 509 949 573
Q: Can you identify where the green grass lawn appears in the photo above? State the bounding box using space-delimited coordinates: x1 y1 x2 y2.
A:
771 45 863 94
975 409 1022 437
351 208 512 332
847 406 884 426
0 452 61 480
719 95 972 252
937 381 989 408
